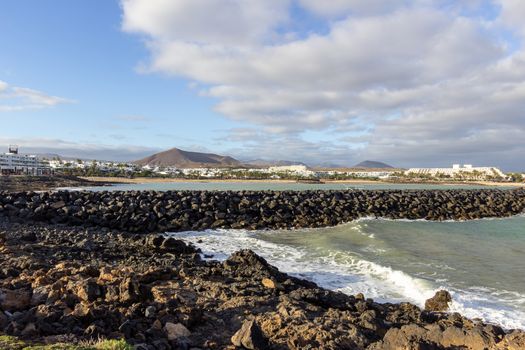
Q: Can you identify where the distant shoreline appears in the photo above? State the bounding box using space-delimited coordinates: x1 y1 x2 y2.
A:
79 176 525 188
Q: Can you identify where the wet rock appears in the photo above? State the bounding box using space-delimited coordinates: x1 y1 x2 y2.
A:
231 319 268 350
161 237 195 254
425 290 452 312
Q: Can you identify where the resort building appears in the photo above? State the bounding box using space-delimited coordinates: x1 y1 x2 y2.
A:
405 164 507 180
268 165 315 177
317 169 394 179
0 145 50 176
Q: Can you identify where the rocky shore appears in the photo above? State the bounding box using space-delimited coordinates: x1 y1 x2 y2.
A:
1 219 524 349
1 189 524 233
0 175 112 193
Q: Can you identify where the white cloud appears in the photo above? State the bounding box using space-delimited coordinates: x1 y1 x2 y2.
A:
11 87 72 106
497 0 525 37
121 0 290 45
299 0 409 17
0 81 74 111
121 0 525 170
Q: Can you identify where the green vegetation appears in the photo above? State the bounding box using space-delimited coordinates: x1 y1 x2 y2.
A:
508 172 524 182
0 335 132 350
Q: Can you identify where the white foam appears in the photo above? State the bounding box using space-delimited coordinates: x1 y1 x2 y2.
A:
168 228 525 330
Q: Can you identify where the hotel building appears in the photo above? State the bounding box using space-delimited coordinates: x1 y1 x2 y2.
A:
406 164 507 179
0 146 50 176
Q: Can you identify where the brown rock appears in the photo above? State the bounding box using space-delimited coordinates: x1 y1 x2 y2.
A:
424 290 452 312
76 278 102 302
119 276 141 303
441 326 497 350
151 281 185 303
231 319 268 350
498 330 525 350
261 278 277 289
98 266 118 283
0 288 31 311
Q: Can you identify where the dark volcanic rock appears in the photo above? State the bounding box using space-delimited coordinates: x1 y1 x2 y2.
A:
0 192 524 349
0 189 524 234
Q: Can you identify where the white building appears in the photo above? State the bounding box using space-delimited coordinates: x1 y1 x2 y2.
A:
0 146 49 176
318 170 393 179
268 165 315 177
406 164 507 179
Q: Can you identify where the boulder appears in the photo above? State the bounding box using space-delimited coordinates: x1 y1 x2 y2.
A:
231 319 268 350
164 322 191 341
261 278 277 289
425 290 452 312
0 288 31 311
499 330 525 350
75 279 103 302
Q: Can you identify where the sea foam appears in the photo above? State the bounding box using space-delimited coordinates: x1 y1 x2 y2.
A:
168 227 525 329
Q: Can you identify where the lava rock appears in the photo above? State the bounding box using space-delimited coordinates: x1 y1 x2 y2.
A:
425 290 452 312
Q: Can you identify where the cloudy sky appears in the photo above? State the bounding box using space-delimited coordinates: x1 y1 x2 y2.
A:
1 0 524 170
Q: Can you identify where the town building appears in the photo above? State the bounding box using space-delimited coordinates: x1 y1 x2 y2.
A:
405 164 507 180
268 165 315 177
0 145 50 176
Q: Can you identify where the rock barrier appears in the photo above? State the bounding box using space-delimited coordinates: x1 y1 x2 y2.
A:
1 189 524 233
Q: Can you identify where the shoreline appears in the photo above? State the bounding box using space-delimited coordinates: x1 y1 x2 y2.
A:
1 219 524 349
79 176 525 187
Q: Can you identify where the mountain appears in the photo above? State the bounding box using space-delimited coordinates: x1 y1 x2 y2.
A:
353 160 394 169
134 147 241 168
244 159 308 167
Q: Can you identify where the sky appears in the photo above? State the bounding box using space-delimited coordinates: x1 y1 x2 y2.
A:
1 0 524 170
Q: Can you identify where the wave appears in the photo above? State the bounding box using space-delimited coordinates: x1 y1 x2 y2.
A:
354 213 525 224
167 228 525 329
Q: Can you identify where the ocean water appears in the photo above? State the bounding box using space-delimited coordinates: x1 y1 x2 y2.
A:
78 181 517 192
168 215 525 330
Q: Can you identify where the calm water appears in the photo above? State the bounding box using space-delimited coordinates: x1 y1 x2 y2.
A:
76 181 516 191
169 216 525 329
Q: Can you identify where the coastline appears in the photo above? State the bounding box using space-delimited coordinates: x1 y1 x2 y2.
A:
0 175 114 192
79 176 525 187
1 218 524 349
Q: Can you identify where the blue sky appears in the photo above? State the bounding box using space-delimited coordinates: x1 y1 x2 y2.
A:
1 0 524 170
0 0 237 156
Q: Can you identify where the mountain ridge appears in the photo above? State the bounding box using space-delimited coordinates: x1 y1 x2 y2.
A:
353 160 394 169
134 147 241 168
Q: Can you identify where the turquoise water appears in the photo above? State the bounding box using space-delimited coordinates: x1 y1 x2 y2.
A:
169 215 525 329
76 181 516 191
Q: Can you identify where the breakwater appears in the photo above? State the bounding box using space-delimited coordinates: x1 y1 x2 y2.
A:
1 189 524 233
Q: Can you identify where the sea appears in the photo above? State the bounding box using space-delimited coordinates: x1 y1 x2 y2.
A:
72 181 525 329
